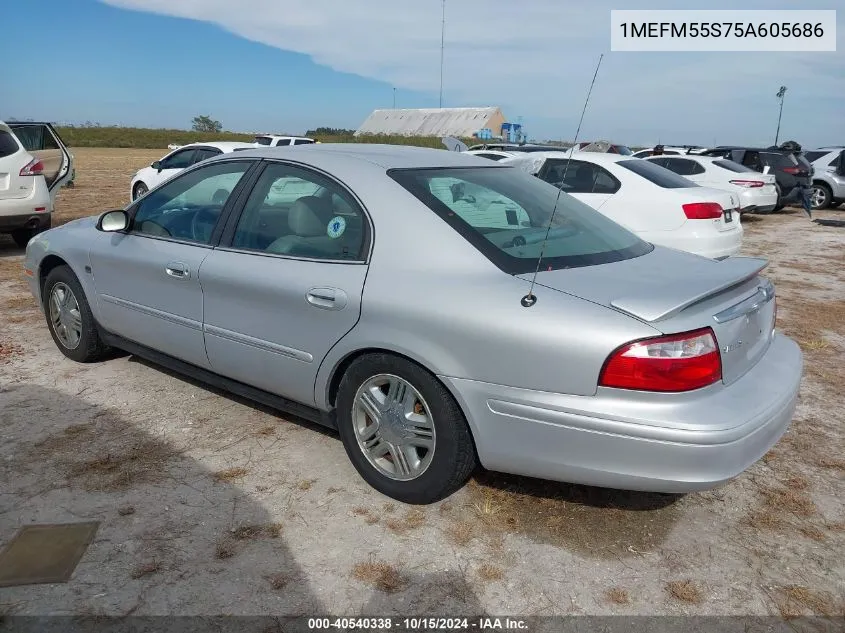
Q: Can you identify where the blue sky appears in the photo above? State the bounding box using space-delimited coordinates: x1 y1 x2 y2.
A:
2 0 842 147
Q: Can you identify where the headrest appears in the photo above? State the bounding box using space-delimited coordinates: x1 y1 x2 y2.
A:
288 196 332 237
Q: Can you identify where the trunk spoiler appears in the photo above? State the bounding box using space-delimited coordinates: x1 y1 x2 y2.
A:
609 257 768 323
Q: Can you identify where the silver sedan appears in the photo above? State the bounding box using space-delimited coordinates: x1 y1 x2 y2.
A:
24 144 803 504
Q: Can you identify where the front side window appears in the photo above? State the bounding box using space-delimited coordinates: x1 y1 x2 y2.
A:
389 166 652 274
803 151 828 164
538 159 620 194
293 139 314 145
131 161 252 244
160 148 197 170
0 130 20 157
616 159 698 188
275 139 292 146
230 162 367 260
254 136 272 146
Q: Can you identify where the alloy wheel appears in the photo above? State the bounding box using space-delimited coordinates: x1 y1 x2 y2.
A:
49 282 83 350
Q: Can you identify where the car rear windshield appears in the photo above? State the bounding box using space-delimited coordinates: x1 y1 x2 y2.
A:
713 159 754 173
254 136 272 146
0 130 20 158
616 159 699 188
388 166 653 274
763 152 797 167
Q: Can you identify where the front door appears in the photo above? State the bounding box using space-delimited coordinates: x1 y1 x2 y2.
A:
200 161 370 405
89 159 254 368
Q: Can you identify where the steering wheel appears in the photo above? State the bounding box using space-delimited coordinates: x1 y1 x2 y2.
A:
190 207 219 242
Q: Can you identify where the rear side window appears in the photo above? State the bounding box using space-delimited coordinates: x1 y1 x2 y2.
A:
0 130 20 157
389 166 652 274
9 125 58 151
293 139 313 145
713 159 754 173
616 159 698 188
254 136 272 146
276 139 292 146
660 158 705 176
804 151 828 163
538 159 620 194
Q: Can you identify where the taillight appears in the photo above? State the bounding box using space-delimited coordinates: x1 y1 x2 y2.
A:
682 202 723 219
782 167 800 174
20 159 44 176
729 179 764 188
599 328 722 392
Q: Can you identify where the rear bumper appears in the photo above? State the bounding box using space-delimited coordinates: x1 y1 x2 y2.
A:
0 179 52 230
662 224 743 260
0 211 51 232
442 334 802 493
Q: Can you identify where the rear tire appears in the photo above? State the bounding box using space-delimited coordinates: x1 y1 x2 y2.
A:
336 353 477 504
811 183 832 210
773 185 785 212
42 265 109 363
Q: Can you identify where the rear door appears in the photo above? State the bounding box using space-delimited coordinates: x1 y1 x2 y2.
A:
7 123 73 200
88 159 255 368
658 157 707 184
200 160 371 405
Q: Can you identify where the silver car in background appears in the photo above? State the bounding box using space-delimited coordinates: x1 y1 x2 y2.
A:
24 144 803 504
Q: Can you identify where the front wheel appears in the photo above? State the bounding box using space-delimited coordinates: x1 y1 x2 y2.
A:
43 265 109 363
133 182 148 201
336 353 477 504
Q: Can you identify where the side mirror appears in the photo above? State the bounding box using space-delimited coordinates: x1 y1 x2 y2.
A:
97 209 129 232
151 160 162 172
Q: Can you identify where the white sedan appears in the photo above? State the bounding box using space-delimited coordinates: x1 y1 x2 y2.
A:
644 155 778 214
130 141 255 201
503 152 742 260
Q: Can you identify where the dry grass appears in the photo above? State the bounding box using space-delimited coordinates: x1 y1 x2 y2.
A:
605 587 631 605
774 585 840 617
352 506 380 525
254 426 276 437
232 523 282 540
814 456 845 473
743 509 787 532
798 526 826 542
666 580 704 604
117 505 136 516
214 539 236 560
297 479 315 491
213 467 249 482
67 439 176 492
0 340 24 364
382 503 396 513
130 561 161 579
352 559 405 593
326 487 342 494
2 295 35 311
760 485 817 517
446 520 475 547
266 573 290 590
477 564 504 582
385 509 426 535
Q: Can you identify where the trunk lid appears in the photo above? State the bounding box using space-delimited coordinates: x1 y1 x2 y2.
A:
681 186 741 231
517 247 776 385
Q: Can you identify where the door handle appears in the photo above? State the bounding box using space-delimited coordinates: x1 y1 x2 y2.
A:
306 287 348 310
165 262 190 279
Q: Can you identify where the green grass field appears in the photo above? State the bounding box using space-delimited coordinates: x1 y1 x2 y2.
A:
55 126 478 150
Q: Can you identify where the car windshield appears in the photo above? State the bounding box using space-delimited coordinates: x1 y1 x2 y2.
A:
616 159 698 188
254 136 272 146
388 166 652 274
713 159 754 173
614 145 634 155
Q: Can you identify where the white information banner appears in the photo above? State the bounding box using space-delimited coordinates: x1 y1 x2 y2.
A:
610 10 836 52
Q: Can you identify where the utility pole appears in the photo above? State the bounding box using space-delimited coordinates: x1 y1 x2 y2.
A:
774 86 787 146
439 0 445 108
393 87 396 109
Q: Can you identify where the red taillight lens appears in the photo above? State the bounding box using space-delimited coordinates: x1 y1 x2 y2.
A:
782 167 800 174
682 202 723 219
599 328 722 392
20 159 44 176
729 179 764 188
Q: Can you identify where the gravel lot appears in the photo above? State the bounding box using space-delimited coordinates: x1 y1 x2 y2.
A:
0 148 843 617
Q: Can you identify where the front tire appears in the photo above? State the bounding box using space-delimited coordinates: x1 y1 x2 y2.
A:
133 182 148 201
336 353 477 504
811 183 832 210
43 265 109 363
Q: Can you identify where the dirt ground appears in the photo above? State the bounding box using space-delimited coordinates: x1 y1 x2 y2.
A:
0 148 843 617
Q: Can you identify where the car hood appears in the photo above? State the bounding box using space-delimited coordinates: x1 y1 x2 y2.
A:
516 247 767 323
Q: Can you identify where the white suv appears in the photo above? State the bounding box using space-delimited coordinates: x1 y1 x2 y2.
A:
0 121 73 247
253 135 316 147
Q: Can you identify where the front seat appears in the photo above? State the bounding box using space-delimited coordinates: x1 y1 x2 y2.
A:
572 165 596 191
266 196 338 256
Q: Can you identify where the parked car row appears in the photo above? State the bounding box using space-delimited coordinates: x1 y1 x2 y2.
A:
24 143 802 504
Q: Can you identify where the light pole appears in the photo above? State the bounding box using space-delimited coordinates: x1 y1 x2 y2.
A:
393 87 396 109
774 86 787 146
439 0 445 108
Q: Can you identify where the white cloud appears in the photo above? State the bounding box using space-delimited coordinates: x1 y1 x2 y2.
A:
101 0 843 145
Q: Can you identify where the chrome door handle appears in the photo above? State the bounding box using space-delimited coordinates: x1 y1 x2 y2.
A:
165 262 190 279
306 287 347 310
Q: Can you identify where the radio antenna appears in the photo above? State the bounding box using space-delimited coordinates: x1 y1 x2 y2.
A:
521 53 604 308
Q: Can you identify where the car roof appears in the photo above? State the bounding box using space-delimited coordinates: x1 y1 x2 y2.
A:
180 141 256 151
255 134 313 140
217 143 499 169
645 154 724 163
517 151 632 165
